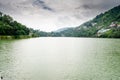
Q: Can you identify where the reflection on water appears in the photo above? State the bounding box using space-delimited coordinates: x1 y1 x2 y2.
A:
0 38 120 80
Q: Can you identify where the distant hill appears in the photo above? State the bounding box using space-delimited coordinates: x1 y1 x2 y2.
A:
1 5 120 38
54 27 73 33
51 5 120 38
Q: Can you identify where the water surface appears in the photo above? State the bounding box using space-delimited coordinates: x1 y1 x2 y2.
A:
0 38 120 80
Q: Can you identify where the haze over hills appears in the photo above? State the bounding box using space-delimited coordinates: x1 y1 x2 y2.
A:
1 0 120 31
0 5 120 38
54 27 74 32
49 5 120 38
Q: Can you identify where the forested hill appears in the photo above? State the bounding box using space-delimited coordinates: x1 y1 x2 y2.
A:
1 5 120 38
0 12 41 39
50 5 120 38
0 12 30 35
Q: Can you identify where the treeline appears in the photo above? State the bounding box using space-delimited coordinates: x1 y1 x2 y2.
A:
99 28 120 38
0 12 30 36
45 5 120 38
1 5 120 38
0 12 42 39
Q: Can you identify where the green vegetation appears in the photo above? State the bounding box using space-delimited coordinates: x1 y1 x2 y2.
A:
99 28 120 38
46 5 120 38
0 5 120 38
0 12 29 36
0 12 40 39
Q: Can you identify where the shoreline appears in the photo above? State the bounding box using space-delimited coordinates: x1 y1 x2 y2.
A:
0 35 119 40
0 35 32 40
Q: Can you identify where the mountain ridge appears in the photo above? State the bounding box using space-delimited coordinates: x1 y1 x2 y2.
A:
50 5 120 38
0 5 120 38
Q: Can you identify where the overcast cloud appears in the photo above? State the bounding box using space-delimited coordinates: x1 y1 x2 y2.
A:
0 0 120 31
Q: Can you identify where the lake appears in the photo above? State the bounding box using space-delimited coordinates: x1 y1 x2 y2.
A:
0 37 120 80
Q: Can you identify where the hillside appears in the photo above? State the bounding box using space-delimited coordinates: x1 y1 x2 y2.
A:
0 12 30 36
51 5 120 38
0 12 40 39
1 5 120 38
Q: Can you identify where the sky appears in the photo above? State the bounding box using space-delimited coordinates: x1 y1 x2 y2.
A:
0 0 120 32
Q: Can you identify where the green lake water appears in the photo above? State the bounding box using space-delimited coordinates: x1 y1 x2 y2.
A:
0 38 120 80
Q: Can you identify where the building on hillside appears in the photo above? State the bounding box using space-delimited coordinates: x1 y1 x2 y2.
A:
97 28 111 36
109 22 118 28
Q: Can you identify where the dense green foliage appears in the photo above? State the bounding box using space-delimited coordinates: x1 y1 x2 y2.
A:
0 12 42 39
48 5 120 38
0 5 120 38
0 12 30 36
99 28 120 38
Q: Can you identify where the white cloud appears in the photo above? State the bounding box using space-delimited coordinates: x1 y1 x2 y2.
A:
0 0 120 31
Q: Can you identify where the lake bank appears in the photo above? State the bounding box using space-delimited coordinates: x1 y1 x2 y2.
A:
0 35 120 40
0 35 33 40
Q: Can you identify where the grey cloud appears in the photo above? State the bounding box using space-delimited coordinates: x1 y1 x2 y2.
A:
72 0 120 21
76 0 120 11
0 0 120 31
32 0 54 12
0 0 28 15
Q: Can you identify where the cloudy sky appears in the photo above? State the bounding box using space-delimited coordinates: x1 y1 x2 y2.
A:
0 0 120 31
